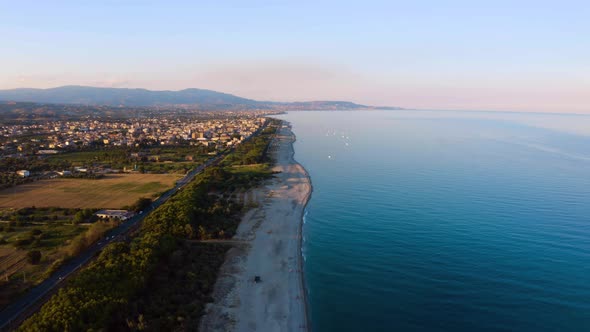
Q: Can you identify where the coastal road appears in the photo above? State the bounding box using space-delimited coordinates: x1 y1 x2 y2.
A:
0 154 224 331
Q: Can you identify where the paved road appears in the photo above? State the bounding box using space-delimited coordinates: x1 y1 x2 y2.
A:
0 122 269 330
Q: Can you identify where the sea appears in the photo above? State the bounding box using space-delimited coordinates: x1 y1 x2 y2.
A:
276 110 590 332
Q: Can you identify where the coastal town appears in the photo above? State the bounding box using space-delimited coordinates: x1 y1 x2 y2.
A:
1 112 270 156
0 111 274 186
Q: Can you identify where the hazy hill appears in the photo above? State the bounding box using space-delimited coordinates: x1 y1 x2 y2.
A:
0 86 402 110
0 86 256 108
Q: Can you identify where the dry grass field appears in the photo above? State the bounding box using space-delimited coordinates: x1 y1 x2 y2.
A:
0 173 181 209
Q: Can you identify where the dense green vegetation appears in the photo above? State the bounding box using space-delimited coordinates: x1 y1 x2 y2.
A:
117 242 227 330
222 125 275 166
18 119 279 331
44 144 215 174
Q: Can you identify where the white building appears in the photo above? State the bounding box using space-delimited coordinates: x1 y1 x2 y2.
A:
95 210 135 221
17 170 30 177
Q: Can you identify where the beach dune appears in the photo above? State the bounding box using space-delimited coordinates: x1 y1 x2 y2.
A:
200 122 311 332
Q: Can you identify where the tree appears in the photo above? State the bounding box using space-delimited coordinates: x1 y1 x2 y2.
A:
27 250 42 264
131 197 152 213
73 211 85 224
184 224 194 239
83 208 94 218
198 225 209 240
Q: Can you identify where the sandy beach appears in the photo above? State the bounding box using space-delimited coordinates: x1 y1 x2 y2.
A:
200 122 311 332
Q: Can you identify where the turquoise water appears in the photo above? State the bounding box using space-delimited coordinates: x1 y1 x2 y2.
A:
276 111 590 332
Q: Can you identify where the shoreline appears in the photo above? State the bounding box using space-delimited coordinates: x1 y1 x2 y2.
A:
293 128 313 331
200 121 312 331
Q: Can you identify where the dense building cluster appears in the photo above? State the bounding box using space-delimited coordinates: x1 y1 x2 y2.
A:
0 113 268 157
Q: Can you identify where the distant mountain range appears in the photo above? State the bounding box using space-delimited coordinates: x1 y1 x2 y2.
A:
0 86 402 111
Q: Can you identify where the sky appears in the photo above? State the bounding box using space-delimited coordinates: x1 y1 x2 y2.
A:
1 0 589 113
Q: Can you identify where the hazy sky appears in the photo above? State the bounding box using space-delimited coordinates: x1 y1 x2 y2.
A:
1 0 589 113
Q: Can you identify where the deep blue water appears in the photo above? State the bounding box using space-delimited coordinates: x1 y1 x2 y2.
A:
276 111 590 332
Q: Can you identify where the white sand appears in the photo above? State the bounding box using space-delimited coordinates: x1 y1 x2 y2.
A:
200 123 311 332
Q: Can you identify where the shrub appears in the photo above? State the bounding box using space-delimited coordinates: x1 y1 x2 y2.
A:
27 250 42 264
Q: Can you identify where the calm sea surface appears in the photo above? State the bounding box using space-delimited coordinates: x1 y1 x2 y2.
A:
276 111 590 332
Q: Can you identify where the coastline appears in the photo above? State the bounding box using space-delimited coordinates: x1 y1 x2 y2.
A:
296 136 313 332
200 121 312 331
295 128 313 331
